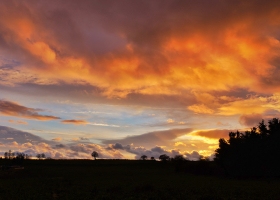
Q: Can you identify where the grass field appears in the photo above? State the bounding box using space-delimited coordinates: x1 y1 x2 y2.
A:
0 159 280 200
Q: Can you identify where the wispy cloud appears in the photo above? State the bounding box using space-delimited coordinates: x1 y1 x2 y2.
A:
0 100 60 121
61 119 88 125
8 119 28 125
88 123 120 127
103 128 193 148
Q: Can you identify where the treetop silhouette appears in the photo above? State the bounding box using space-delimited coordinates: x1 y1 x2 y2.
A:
91 151 99 160
215 118 280 177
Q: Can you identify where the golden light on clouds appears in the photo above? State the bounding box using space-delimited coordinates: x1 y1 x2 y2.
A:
61 120 88 125
188 104 214 114
1 0 280 159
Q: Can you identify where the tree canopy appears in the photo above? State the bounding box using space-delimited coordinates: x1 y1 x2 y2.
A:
215 118 280 177
159 154 170 161
140 155 147 160
91 151 99 160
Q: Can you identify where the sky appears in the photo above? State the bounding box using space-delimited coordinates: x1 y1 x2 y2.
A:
0 0 280 160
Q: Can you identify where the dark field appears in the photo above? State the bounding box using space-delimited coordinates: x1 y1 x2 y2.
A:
0 160 280 200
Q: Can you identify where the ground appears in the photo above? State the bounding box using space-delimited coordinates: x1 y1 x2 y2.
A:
0 159 280 199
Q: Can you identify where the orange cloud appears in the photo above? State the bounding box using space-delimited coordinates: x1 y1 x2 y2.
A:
188 104 214 114
218 94 280 115
194 129 232 139
239 113 263 127
61 119 88 125
167 119 175 124
52 137 62 142
174 142 186 147
0 100 60 121
8 120 28 125
0 0 279 101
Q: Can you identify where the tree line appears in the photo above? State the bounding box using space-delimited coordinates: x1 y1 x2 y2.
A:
215 118 280 177
1 150 47 160
2 118 280 178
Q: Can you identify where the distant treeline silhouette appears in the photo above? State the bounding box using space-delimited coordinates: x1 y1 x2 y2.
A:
215 118 280 177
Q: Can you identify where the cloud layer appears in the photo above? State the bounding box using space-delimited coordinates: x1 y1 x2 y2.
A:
1 1 280 159
0 100 60 120
0 126 207 160
1 0 280 99
104 128 193 148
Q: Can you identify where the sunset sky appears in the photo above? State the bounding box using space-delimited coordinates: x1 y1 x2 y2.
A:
1 0 280 160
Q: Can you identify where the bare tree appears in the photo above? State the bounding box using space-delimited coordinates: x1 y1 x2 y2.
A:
4 150 15 159
4 152 8 159
15 152 26 160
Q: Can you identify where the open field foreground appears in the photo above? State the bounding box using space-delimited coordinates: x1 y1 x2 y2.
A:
0 160 280 200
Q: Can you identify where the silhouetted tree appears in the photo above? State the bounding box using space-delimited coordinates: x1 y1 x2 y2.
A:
159 154 170 161
140 155 147 160
91 151 98 160
172 155 185 162
15 152 26 160
36 153 46 160
4 150 14 159
171 155 186 172
4 152 8 159
215 118 280 177
36 154 41 159
151 157 155 160
14 152 30 164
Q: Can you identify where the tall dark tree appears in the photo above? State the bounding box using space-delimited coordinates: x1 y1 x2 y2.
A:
4 152 8 159
215 118 280 177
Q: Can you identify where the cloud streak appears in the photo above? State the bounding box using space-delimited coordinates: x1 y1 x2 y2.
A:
61 119 88 125
0 100 60 120
103 128 192 148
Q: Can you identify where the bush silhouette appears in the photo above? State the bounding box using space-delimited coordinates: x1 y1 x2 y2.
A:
215 118 280 177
